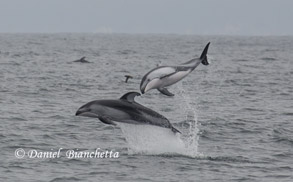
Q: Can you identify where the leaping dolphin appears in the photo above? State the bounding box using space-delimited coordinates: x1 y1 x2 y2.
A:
140 42 210 96
75 92 181 133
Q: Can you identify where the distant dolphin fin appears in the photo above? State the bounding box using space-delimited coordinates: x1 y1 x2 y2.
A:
124 75 133 83
80 56 86 61
171 126 181 134
98 116 116 125
120 92 141 102
157 88 175 96
200 42 210 65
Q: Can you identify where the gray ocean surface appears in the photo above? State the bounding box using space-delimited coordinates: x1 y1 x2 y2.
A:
0 33 292 182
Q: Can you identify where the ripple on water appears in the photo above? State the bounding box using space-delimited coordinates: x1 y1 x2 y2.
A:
260 57 277 61
49 177 82 182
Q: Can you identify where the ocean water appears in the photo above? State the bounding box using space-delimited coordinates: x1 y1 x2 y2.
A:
0 33 292 181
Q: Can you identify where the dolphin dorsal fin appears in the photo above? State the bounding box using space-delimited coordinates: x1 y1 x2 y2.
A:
120 92 141 102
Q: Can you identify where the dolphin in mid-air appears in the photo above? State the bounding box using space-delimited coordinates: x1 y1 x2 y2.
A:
140 42 210 96
75 92 181 133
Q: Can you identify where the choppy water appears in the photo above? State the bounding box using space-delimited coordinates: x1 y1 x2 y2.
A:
0 33 292 181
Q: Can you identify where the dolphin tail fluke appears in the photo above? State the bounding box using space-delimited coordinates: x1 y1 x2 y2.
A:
171 126 181 134
200 42 210 65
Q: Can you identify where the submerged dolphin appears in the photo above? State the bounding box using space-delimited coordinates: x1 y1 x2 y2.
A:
140 42 210 96
73 57 90 63
75 92 181 133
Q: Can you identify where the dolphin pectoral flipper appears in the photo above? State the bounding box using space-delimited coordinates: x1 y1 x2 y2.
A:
98 116 117 125
157 88 175 96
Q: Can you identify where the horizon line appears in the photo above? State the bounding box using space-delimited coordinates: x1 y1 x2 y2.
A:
0 31 292 37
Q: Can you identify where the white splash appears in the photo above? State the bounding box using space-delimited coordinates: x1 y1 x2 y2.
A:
118 123 186 155
118 83 201 158
175 82 201 157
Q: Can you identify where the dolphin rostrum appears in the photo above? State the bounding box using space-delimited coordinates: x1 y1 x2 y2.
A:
140 42 210 96
75 92 181 133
